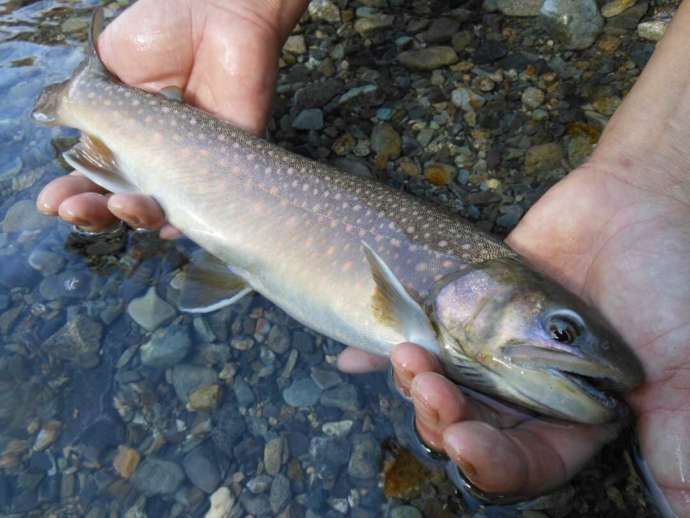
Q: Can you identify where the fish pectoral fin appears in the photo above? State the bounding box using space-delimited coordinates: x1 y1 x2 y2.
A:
159 86 184 103
63 135 137 193
176 249 253 314
362 241 438 351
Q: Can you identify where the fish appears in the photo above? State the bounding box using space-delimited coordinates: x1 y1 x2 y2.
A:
32 8 644 425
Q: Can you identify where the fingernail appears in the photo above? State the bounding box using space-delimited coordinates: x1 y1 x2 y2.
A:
457 457 479 481
120 213 143 228
413 394 440 428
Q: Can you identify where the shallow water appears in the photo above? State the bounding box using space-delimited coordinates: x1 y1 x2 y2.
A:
0 1 660 517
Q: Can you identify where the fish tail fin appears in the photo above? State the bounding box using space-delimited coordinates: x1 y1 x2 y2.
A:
32 8 111 126
87 7 110 77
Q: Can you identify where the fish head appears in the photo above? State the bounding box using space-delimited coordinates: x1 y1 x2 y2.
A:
432 257 644 424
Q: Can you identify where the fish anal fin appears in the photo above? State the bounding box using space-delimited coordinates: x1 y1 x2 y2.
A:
63 135 137 193
362 242 439 353
176 250 254 314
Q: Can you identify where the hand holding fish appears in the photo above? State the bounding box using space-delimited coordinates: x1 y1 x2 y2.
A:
33 0 690 515
365 6 690 511
37 0 308 235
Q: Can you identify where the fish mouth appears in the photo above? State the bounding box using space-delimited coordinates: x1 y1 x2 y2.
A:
551 369 623 412
502 345 627 413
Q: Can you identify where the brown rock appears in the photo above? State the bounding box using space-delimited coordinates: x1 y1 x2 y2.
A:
524 143 563 175
113 446 141 479
424 163 456 186
187 384 222 412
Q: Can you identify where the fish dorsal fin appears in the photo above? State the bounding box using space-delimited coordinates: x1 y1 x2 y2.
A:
63 135 137 193
87 8 110 76
362 242 439 353
159 86 184 103
176 249 253 313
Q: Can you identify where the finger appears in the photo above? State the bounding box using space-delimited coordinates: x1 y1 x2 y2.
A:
410 372 470 451
336 347 389 373
57 192 118 231
159 224 183 240
390 343 443 397
443 420 617 496
37 174 107 216
108 193 166 229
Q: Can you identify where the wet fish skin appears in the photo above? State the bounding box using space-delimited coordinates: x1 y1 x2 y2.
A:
30 9 644 424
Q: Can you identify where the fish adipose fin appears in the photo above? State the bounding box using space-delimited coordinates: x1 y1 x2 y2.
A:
176 250 253 313
362 242 439 354
159 86 184 103
63 135 137 193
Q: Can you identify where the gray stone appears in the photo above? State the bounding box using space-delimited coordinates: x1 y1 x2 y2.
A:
240 494 271 516
309 436 350 482
140 323 191 368
398 47 458 70
284 35 307 55
39 270 92 300
321 383 360 411
44 314 103 369
605 1 648 30
183 444 221 493
283 377 321 407
61 17 89 33
308 0 341 23
28 249 65 275
539 0 603 50
171 364 217 404
390 506 423 518
310 367 342 390
451 86 486 111
247 474 272 494
421 18 460 44
521 87 545 109
264 437 284 476
2 199 52 233
497 0 543 16
638 20 668 42
338 84 378 105
233 378 255 407
347 433 381 479
292 109 324 130
269 474 291 514
132 458 185 496
451 30 473 51
127 287 176 331
0 156 22 178
293 79 344 111
266 325 290 354
354 13 395 34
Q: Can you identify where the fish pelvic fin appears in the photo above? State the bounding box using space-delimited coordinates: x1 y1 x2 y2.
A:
362 241 439 353
175 250 254 313
63 135 137 193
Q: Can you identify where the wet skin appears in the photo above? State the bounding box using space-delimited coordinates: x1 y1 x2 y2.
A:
37 0 690 512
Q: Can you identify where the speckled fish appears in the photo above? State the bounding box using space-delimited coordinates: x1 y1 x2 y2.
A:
32 9 643 424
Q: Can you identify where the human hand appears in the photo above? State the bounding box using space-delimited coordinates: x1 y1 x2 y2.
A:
36 0 307 236
339 6 690 512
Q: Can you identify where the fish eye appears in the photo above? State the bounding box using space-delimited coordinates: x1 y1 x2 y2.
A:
547 316 579 344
